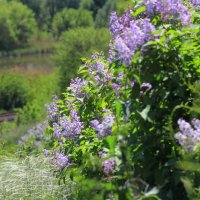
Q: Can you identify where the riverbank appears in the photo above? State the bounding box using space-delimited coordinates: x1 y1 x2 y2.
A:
0 38 56 59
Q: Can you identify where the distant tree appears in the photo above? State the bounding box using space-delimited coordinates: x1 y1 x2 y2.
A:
95 0 117 27
9 1 37 44
80 0 94 10
0 0 37 50
52 9 93 38
54 27 110 90
0 1 16 49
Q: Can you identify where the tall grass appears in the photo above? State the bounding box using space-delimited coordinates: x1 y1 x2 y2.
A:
0 156 73 200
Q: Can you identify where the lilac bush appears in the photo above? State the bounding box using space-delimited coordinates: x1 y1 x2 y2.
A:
31 1 200 199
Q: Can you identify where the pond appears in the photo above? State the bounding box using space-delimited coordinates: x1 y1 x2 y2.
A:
0 54 55 74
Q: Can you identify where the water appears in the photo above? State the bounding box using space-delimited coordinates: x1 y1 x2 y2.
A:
0 54 55 73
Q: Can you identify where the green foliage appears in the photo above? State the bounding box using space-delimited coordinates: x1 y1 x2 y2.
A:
0 72 31 110
80 0 94 10
54 27 110 91
16 70 60 124
52 8 94 38
95 0 117 27
0 0 37 50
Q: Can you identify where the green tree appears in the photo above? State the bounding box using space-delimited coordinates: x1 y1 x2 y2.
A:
54 27 110 90
0 0 37 50
0 1 16 49
95 0 117 27
80 0 94 10
9 1 37 45
52 8 93 38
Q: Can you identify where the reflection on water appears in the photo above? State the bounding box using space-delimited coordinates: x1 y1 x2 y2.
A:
0 54 55 73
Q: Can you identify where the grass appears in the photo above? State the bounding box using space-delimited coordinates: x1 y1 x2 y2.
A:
0 156 73 200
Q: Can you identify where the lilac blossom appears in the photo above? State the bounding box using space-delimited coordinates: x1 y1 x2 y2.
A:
111 83 122 91
141 83 152 90
70 77 87 99
18 122 47 145
110 8 133 36
189 0 200 5
43 149 50 156
51 153 71 171
53 109 83 140
130 80 136 88
175 118 200 152
90 113 115 139
144 0 191 26
188 0 200 9
103 158 116 175
110 15 155 66
110 12 124 35
98 151 106 158
88 61 113 85
117 71 124 82
53 122 62 139
102 108 111 113
46 96 59 122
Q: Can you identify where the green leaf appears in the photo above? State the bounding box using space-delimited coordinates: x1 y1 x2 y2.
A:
181 177 193 196
133 6 146 17
115 101 122 118
138 105 151 121
105 136 116 155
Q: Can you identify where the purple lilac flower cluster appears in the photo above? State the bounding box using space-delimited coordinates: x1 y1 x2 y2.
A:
50 152 71 171
18 122 48 148
90 112 115 139
109 10 155 66
175 118 200 152
88 60 113 86
70 77 87 99
53 109 83 140
103 158 116 175
144 0 191 26
46 95 59 122
188 0 200 9
141 83 152 90
110 8 133 36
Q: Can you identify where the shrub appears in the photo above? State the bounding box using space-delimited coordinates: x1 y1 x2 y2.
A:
0 72 31 110
25 1 200 199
